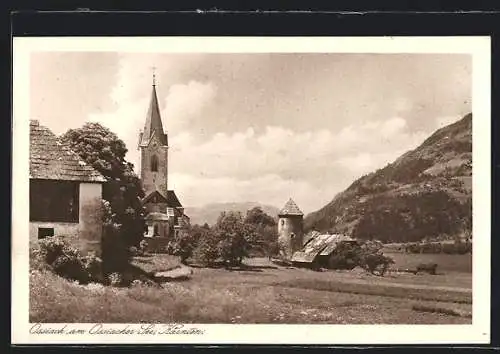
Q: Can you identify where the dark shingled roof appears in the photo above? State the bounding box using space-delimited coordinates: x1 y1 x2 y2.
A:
138 85 168 147
142 190 183 208
278 198 303 216
30 120 106 182
166 190 183 208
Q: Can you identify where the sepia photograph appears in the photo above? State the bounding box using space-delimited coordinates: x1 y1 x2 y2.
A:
12 37 490 344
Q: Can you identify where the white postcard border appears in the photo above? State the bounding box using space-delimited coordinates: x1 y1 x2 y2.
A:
12 36 491 345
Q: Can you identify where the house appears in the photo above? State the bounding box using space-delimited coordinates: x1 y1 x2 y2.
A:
138 75 189 251
29 120 106 255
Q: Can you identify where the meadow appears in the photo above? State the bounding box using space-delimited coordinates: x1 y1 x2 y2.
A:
30 252 472 324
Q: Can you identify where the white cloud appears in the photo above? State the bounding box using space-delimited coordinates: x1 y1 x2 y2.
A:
169 117 429 181
165 117 435 212
162 81 217 134
83 54 448 214
86 55 217 172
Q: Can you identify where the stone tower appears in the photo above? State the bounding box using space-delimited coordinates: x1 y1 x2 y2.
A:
138 78 169 197
278 198 304 259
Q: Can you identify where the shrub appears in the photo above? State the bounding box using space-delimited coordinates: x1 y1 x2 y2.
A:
52 254 89 284
81 253 104 283
360 253 395 276
326 242 362 270
30 247 49 271
37 236 68 264
33 236 105 284
167 228 200 264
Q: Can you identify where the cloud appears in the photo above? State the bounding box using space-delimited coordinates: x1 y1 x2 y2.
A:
169 117 430 182
165 116 435 212
162 81 217 134
86 55 217 172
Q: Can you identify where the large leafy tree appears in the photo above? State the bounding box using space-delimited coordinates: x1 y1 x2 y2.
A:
214 211 258 266
61 123 146 248
244 207 279 258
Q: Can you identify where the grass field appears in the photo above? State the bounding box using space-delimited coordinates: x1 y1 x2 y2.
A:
30 252 472 324
383 249 472 273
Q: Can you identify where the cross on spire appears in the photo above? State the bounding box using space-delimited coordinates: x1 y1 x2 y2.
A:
152 66 156 86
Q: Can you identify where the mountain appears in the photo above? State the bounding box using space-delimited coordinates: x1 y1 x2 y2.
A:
185 202 281 226
304 113 472 243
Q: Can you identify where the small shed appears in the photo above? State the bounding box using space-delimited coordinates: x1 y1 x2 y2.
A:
291 233 359 268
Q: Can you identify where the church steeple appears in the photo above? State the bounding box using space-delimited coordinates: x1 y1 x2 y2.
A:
139 72 168 147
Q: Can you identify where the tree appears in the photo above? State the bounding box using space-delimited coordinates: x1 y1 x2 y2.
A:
244 207 278 258
167 225 204 264
61 123 146 250
192 227 220 267
244 207 276 227
214 211 258 266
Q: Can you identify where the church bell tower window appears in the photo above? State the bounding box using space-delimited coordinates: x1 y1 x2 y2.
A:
151 155 159 172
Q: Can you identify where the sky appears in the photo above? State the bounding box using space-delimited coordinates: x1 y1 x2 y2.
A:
30 52 472 214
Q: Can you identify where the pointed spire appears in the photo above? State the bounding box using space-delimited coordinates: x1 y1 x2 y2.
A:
139 73 168 147
279 198 303 216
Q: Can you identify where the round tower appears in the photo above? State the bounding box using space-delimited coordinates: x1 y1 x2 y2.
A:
278 198 304 259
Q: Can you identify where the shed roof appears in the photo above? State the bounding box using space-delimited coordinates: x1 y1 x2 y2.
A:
29 120 106 183
291 233 356 263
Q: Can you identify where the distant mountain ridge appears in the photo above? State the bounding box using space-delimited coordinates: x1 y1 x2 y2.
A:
185 202 280 226
304 113 472 243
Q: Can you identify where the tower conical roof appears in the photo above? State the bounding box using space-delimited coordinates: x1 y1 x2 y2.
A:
279 198 303 216
139 84 168 147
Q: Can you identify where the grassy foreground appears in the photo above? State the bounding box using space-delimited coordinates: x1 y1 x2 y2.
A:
30 255 472 324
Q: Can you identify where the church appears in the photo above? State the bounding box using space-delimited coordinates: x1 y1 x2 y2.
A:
138 74 190 240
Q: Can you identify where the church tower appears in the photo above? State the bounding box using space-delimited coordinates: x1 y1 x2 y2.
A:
138 72 189 243
278 198 304 259
138 74 169 197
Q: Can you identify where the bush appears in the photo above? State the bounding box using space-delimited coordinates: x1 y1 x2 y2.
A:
34 236 104 284
326 242 361 270
360 253 395 276
52 254 89 283
30 247 50 271
37 236 68 264
167 228 200 264
81 253 104 283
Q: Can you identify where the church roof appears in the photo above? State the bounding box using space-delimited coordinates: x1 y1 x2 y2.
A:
278 198 303 216
142 190 183 208
139 84 168 147
29 120 106 183
166 190 183 208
